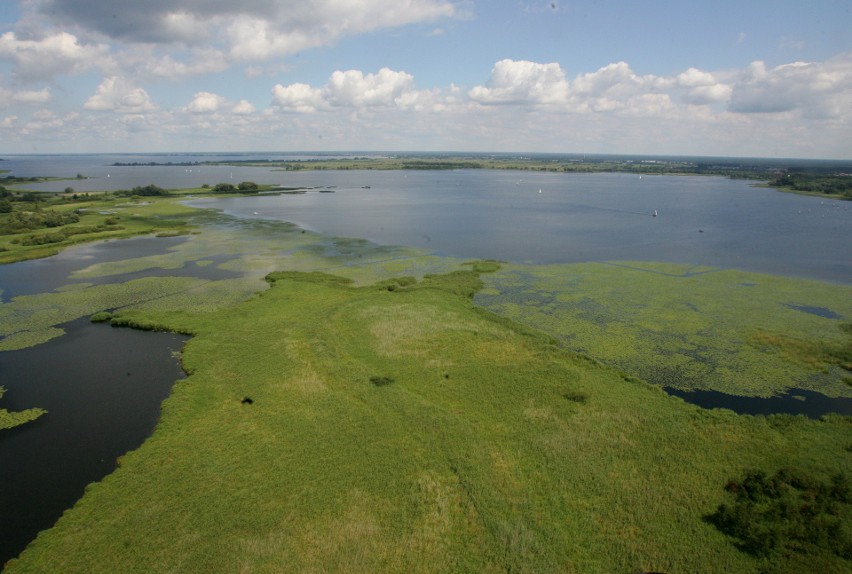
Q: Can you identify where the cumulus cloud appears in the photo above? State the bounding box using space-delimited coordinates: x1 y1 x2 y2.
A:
232 100 255 115
0 31 111 81
468 60 674 115
728 54 852 117
85 76 157 113
469 59 569 105
675 67 732 104
272 83 326 113
326 68 415 107
273 68 422 112
186 92 223 113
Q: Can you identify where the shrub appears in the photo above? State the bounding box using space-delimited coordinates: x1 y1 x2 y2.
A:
370 376 395 386
20 231 67 246
709 468 851 559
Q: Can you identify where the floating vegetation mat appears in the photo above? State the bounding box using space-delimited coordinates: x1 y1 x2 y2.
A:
0 212 465 351
476 261 852 398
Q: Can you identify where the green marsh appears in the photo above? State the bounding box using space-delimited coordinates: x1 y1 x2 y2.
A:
2 190 851 573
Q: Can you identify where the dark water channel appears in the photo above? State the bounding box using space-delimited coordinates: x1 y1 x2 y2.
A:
0 236 202 566
0 318 187 566
665 387 852 418
0 235 237 302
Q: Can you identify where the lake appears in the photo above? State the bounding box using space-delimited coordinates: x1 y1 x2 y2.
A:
186 169 851 283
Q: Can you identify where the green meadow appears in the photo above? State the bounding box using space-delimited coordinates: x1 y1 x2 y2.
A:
1 191 851 573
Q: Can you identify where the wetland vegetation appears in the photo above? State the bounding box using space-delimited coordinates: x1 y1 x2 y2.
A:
1 162 850 572
5 260 852 574
0 388 45 431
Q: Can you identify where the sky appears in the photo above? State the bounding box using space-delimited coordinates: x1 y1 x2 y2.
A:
0 0 850 158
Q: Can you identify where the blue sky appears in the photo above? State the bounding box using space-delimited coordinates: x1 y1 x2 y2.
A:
1 1 850 157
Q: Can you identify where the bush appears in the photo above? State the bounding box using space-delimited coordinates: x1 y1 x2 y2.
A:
117 185 169 197
709 468 851 559
20 231 67 246
213 183 236 192
237 181 259 191
370 376 395 386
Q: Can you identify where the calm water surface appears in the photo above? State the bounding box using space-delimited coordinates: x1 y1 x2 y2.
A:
0 319 187 565
187 170 852 283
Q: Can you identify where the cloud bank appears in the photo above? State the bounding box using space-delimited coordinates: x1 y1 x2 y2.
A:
0 1 849 157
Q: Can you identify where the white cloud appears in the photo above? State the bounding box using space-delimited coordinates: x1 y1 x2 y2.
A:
0 86 51 106
469 59 569 105
273 68 422 111
676 68 732 104
186 92 224 113
232 100 255 115
272 83 326 113
728 54 852 117
0 31 111 81
84 76 157 113
1 115 18 128
326 68 415 107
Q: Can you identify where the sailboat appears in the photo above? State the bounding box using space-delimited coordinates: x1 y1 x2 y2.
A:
653 210 658 217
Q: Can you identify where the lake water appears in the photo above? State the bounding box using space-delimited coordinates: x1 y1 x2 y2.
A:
1 155 850 563
7 154 851 284
185 170 851 283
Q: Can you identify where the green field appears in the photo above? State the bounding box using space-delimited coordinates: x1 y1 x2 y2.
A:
2 190 851 573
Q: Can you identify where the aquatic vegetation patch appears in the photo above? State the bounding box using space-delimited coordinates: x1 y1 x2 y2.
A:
0 387 46 431
0 197 205 264
0 276 209 350
477 262 852 397
749 327 852 373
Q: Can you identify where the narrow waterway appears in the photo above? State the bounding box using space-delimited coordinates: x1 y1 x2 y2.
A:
0 318 187 566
